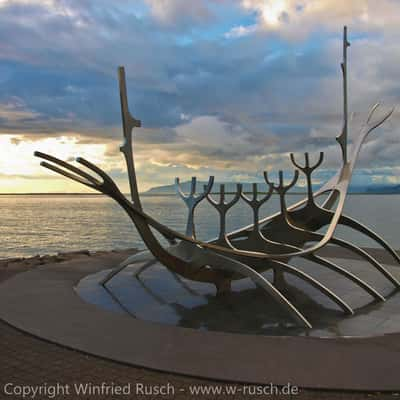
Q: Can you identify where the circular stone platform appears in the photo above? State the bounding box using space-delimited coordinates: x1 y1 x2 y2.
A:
1 249 400 391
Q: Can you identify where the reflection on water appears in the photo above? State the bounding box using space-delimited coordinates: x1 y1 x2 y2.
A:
77 257 400 337
1 193 400 259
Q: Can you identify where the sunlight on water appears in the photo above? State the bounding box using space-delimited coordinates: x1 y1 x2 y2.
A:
1 194 399 259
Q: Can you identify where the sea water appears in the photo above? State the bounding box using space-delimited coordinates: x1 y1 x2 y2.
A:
1 193 399 259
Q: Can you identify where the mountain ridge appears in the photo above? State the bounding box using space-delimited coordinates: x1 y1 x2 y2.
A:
145 181 400 195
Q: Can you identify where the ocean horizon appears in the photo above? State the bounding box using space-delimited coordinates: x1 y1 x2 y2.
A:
1 193 399 260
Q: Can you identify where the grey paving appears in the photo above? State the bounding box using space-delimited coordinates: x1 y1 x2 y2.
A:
0 250 400 391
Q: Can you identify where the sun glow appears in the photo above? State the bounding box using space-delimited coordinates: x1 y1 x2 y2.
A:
243 0 288 27
0 135 108 193
260 0 287 26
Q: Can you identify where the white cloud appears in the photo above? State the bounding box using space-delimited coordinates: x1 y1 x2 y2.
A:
231 0 400 39
0 99 40 123
225 24 257 38
0 0 82 20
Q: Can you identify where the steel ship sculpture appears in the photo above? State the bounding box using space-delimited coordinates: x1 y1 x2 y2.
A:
35 27 400 328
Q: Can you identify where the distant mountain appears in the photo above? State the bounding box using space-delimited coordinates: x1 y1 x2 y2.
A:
144 181 400 195
364 184 400 194
144 181 272 195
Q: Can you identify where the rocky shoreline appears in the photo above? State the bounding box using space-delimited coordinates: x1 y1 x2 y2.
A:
0 248 138 271
2 245 398 270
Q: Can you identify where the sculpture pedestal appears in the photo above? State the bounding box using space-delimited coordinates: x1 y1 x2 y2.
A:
1 249 400 390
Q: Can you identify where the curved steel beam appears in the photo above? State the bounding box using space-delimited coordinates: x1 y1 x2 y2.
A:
338 214 400 265
199 251 312 328
231 222 386 302
330 237 400 288
261 153 400 290
101 251 154 286
266 259 354 315
307 254 385 301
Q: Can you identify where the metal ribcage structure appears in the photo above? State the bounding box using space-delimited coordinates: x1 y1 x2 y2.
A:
34 27 400 328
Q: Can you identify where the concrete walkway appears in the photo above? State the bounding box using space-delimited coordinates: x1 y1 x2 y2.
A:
0 250 399 399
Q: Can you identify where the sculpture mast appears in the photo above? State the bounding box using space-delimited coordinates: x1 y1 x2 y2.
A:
337 26 351 165
118 66 143 209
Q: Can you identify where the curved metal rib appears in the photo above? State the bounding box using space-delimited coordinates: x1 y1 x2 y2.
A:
234 221 385 303
267 259 354 315
338 214 400 265
100 251 154 286
288 148 400 268
307 254 385 301
284 190 400 270
201 251 312 328
266 196 400 291
240 221 386 303
330 237 400 288
261 162 400 291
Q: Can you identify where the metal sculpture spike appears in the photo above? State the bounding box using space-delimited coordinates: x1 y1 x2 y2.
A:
176 176 214 238
337 25 351 165
206 183 241 247
35 27 400 329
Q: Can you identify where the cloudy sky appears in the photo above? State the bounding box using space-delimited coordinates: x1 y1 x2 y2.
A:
0 0 400 193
